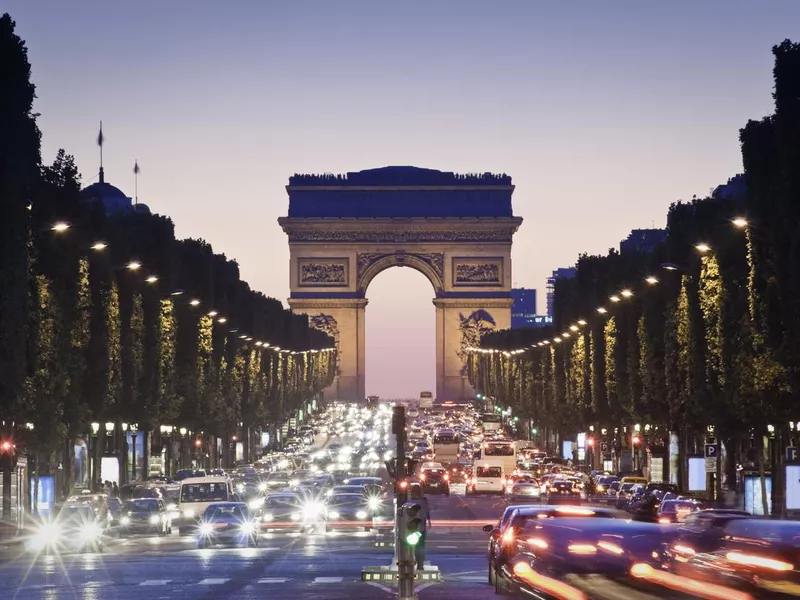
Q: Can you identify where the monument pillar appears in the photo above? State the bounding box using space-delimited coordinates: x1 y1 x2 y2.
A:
433 297 513 401
288 298 367 402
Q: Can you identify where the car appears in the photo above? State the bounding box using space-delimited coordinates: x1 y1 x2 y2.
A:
197 502 258 548
482 505 623 590
420 467 450 495
656 499 702 523
509 482 541 501
546 480 581 504
118 498 172 535
325 493 373 531
26 504 106 554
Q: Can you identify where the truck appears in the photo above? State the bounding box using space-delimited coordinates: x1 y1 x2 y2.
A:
419 391 434 409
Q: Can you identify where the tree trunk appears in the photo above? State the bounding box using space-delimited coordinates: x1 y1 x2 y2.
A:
62 437 72 501
33 454 40 516
759 434 769 516
141 429 150 480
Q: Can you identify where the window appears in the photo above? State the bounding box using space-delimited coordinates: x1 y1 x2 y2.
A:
434 434 458 444
484 444 515 457
477 466 502 478
180 483 229 503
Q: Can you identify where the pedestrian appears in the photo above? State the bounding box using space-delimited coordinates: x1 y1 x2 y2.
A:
112 482 119 498
409 483 432 571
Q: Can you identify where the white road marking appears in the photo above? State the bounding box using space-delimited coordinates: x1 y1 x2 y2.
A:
459 575 487 582
435 545 458 548
140 580 171 586
416 582 436 592
314 576 343 583
364 581 395 594
196 578 229 585
258 578 289 583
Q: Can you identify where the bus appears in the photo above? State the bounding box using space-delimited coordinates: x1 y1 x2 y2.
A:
481 412 503 433
419 391 434 409
432 428 460 467
481 440 517 475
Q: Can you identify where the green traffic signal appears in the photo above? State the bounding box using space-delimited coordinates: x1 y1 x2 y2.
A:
406 531 422 546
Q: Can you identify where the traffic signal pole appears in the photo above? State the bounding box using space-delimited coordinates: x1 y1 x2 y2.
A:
392 406 417 599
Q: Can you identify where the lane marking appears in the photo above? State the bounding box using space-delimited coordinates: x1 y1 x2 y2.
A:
314 576 344 583
416 582 436 592
459 575 487 582
364 581 394 594
434 545 458 548
140 580 171 586
258 578 288 583
196 578 229 585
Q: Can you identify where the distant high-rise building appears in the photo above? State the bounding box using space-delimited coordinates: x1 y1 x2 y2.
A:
546 267 576 319
511 288 537 328
619 229 667 255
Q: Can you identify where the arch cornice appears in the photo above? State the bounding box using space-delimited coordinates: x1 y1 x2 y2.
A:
357 252 444 296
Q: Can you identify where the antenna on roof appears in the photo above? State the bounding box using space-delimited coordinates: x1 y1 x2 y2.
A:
133 160 140 205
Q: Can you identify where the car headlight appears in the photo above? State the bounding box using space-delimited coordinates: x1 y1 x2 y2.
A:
327 510 340 519
149 515 160 525
290 479 299 487
120 516 131 525
166 503 178 512
356 510 368 519
183 508 196 519
302 502 324 519
199 523 213 535
31 522 62 548
240 522 255 535
81 523 102 540
368 497 381 511
257 482 268 492
262 512 274 522
249 498 265 510
290 512 301 521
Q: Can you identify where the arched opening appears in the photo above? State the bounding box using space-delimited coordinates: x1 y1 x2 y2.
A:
365 267 435 400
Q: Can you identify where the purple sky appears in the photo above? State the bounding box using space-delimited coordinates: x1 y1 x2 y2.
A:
6 1 798 398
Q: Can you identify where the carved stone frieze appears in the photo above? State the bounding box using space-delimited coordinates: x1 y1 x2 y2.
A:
288 229 516 243
455 263 500 284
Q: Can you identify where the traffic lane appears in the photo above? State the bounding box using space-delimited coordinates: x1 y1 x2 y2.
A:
426 492 514 527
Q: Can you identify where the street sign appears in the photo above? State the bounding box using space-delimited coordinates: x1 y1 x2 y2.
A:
600 442 609 453
787 446 798 462
704 444 719 459
705 457 716 473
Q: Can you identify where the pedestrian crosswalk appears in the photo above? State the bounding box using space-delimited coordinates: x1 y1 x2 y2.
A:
135 576 346 586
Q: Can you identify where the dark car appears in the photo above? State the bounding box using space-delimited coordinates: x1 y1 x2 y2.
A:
118 498 171 535
420 468 450 496
503 517 677 595
669 518 800 595
656 499 701 523
26 504 106 554
482 505 623 589
259 493 305 532
325 493 372 531
197 502 258 548
668 509 752 555
546 480 580 504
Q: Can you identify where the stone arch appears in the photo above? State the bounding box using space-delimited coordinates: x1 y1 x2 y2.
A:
357 252 444 297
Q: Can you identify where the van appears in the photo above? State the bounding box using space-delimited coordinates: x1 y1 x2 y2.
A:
176 476 234 535
470 460 505 495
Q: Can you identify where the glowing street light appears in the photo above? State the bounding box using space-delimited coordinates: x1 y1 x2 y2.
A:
189 299 200 306
620 289 633 298
207 310 218 317
609 295 620 303
239 334 247 339
170 289 184 296
695 243 711 253
597 307 608 314
51 222 70 233
217 317 227 324
662 263 680 271
577 319 587 326
127 261 142 271
732 217 748 228
562 332 570 338
553 337 562 343
569 325 579 332
645 275 659 285
145 275 159 284
91 241 107 251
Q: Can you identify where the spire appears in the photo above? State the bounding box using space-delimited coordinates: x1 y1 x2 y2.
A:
97 121 105 183
133 160 140 205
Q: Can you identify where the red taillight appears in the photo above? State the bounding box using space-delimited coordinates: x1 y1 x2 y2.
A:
399 480 408 490
420 474 426 481
444 473 449 481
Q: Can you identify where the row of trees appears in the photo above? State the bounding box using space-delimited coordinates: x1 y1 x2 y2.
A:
0 15 336 502
467 39 800 514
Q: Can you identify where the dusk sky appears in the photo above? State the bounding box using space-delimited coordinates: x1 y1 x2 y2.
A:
6 1 798 398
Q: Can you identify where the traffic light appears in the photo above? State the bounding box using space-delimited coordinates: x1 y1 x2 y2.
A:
398 501 423 560
0 439 16 471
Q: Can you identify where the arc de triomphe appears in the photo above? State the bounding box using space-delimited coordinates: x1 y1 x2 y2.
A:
279 166 522 403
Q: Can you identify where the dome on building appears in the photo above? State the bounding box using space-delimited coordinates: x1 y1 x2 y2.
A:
80 167 133 215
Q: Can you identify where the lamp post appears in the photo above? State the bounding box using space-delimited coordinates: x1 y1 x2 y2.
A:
120 422 129 485
179 427 187 469
90 422 100 489
130 423 138 481
160 425 174 477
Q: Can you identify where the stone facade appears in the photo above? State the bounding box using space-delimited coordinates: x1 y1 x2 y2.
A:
279 166 522 403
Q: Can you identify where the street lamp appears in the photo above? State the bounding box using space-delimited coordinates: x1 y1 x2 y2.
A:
126 261 142 271
645 275 659 285
51 221 70 233
90 241 107 251
130 423 139 481
732 217 748 228
145 275 159 284
694 243 711 253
